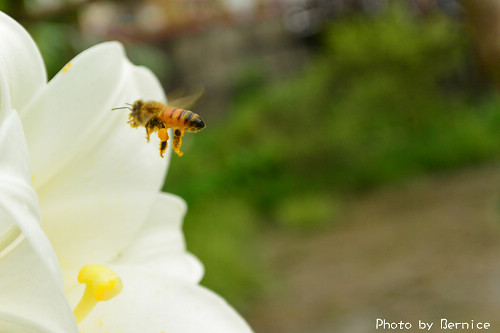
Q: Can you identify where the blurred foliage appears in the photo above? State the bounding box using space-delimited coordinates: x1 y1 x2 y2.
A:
29 22 79 75
274 192 340 230
164 5 500 308
182 197 267 310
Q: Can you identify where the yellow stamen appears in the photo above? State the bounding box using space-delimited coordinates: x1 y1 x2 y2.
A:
62 61 72 73
73 265 123 324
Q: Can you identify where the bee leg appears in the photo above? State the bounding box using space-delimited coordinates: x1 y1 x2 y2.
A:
127 114 137 128
145 123 156 142
158 127 169 158
173 129 184 157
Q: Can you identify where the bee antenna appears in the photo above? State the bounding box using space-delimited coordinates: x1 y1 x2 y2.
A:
111 106 132 111
126 103 133 106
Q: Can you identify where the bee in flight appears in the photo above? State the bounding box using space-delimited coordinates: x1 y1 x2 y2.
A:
113 98 205 157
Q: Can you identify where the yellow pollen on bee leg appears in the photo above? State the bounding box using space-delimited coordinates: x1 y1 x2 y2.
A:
73 265 123 324
158 128 169 142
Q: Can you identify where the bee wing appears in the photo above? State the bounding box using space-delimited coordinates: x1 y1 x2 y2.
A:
167 86 204 109
141 113 157 124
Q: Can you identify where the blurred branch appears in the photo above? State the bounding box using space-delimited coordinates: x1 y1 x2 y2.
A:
462 0 500 86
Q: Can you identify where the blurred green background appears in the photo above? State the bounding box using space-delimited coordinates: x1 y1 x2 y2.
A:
3 0 500 331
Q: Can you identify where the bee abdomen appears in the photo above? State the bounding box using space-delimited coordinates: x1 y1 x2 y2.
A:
187 115 205 131
162 107 205 131
169 108 190 123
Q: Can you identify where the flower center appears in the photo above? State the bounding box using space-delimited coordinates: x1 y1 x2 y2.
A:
73 264 123 324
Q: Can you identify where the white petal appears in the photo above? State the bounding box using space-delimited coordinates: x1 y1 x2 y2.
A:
0 12 46 112
0 312 57 333
0 110 77 333
0 103 31 236
72 268 253 333
0 237 77 333
0 108 58 277
110 193 204 284
0 55 11 115
20 42 168 277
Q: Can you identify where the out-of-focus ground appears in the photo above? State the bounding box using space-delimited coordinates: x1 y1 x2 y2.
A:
246 164 500 333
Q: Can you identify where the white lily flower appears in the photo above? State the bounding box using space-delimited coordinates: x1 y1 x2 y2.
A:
0 107 77 332
0 11 253 332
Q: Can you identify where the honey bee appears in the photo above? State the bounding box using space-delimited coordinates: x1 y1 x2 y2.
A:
113 98 205 157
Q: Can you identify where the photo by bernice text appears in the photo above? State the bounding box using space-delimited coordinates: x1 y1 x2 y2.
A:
376 318 491 330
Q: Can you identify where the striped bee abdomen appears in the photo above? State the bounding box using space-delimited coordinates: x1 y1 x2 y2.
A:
161 107 205 131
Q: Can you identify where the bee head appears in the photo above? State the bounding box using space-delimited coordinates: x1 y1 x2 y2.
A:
132 100 143 112
129 100 147 125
